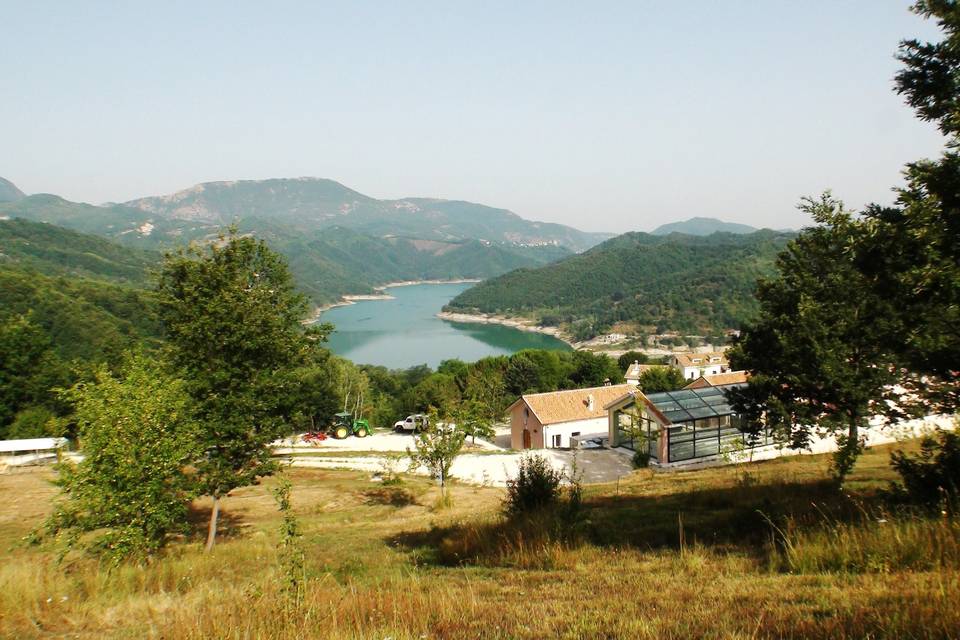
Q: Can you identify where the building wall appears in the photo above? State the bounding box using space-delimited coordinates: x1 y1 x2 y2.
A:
541 418 608 449
510 403 544 449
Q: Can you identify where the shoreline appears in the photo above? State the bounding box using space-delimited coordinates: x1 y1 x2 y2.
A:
436 310 577 348
307 279 484 320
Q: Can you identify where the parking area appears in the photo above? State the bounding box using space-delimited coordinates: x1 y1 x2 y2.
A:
276 428 635 487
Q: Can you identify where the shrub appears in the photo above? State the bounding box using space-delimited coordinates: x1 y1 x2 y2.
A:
632 449 650 468
890 428 960 511
504 453 563 518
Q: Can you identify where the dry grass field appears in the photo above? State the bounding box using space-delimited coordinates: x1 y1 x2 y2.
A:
1 440 958 639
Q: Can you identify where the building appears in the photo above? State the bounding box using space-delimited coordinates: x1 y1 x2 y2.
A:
683 370 749 389
624 361 660 386
670 351 729 381
509 384 634 449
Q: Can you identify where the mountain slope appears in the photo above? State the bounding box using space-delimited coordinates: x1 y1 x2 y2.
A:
0 184 579 305
121 178 610 251
652 217 757 236
446 230 794 338
0 218 159 284
0 177 25 202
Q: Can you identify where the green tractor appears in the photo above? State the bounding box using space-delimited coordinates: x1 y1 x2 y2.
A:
329 411 371 439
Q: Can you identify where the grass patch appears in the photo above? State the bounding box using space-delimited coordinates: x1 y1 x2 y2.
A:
2 439 959 639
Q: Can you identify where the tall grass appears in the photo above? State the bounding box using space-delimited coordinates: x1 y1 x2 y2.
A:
772 510 960 574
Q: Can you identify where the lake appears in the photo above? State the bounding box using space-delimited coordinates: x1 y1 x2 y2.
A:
319 282 571 369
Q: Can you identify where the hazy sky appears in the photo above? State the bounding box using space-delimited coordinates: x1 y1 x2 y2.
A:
1 1 947 233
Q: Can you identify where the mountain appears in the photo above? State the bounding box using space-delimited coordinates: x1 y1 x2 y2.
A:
0 220 163 361
652 217 758 236
0 218 158 284
446 230 794 339
0 177 25 203
122 178 610 251
0 178 600 304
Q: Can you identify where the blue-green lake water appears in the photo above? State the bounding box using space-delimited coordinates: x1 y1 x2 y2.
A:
320 282 571 369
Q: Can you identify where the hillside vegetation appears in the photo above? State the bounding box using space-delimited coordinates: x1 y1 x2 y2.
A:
2 441 957 639
446 229 793 338
652 216 759 236
0 179 588 305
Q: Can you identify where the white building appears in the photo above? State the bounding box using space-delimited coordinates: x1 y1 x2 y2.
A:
670 351 729 381
508 384 634 449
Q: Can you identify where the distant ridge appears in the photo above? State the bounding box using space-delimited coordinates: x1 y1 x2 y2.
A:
0 177 25 203
652 217 757 236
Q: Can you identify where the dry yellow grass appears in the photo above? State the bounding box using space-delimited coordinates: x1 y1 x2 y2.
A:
1 441 958 639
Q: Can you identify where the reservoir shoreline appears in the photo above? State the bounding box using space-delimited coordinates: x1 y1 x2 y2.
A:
436 310 576 348
307 278 484 320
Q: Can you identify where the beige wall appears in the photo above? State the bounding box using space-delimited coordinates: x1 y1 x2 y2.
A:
510 402 544 449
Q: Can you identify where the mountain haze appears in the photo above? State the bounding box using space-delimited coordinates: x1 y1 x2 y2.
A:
652 217 758 236
123 178 610 251
0 177 25 203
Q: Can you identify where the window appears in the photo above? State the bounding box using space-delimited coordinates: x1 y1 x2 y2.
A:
552 434 561 447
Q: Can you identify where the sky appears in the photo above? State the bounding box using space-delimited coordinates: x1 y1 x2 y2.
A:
0 1 948 233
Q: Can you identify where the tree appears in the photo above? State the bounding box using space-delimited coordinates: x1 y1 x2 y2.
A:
617 351 648 371
42 355 199 563
728 195 902 484
505 352 542 395
851 0 960 415
407 415 466 505
156 230 319 550
636 366 686 394
452 399 495 444
0 313 67 437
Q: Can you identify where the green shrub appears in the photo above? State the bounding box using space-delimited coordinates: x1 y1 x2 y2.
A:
504 453 563 518
890 428 960 511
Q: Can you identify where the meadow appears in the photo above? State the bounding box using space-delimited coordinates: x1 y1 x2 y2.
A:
1 439 958 639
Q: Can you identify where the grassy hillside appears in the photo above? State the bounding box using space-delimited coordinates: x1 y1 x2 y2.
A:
2 440 956 638
447 230 793 338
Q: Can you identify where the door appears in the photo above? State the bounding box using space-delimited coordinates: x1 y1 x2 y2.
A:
522 429 532 449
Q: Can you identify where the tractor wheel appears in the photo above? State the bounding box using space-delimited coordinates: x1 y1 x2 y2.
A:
334 426 349 439
356 427 367 438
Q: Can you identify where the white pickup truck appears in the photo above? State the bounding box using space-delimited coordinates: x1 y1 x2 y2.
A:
393 414 429 433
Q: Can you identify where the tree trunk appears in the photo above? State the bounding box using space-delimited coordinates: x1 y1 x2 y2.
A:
205 495 220 552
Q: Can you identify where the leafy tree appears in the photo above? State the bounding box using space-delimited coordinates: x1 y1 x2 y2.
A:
0 313 68 437
412 372 461 415
452 399 495 444
617 351 648 371
636 366 686 394
569 351 623 387
505 352 542 395
406 415 465 505
42 355 199 563
728 195 901 484
156 230 319 550
850 0 960 415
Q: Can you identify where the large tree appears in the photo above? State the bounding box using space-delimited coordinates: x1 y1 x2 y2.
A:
157 230 320 550
728 195 902 483
854 0 960 415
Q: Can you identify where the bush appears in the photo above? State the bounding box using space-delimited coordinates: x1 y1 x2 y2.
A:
890 428 960 511
504 453 563 518
632 449 650 468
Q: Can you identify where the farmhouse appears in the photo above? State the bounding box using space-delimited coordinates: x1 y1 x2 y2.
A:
670 351 730 381
509 384 633 449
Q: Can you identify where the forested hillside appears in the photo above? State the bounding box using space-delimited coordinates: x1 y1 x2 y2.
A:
446 230 793 338
0 181 583 305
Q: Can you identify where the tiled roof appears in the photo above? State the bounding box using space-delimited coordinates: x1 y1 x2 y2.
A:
514 384 634 426
624 362 659 380
673 351 729 368
684 371 750 389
